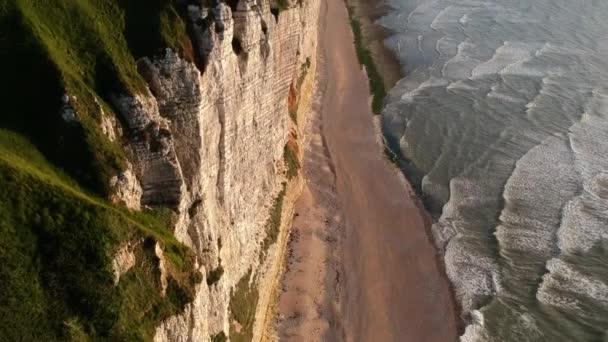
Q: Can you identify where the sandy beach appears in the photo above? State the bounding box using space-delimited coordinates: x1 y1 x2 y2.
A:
274 0 459 341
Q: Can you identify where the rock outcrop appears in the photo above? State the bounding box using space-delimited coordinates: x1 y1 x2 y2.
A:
111 241 138 284
110 0 320 340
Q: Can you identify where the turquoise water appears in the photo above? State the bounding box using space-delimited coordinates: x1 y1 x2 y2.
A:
380 0 608 340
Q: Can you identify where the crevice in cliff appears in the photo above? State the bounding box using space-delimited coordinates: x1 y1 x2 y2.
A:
216 105 228 206
261 19 268 35
260 19 272 60
225 0 240 12
232 37 244 55
185 9 214 72
188 198 204 218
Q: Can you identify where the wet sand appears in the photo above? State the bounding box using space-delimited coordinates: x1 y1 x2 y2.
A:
346 0 403 90
275 0 459 341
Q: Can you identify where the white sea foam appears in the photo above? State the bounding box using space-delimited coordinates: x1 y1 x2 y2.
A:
461 323 491 342
419 76 450 89
421 172 451 207
462 309 544 342
406 0 444 28
444 236 499 312
431 5 473 31
487 85 526 104
435 36 460 57
500 62 546 78
524 77 553 117
557 196 608 253
494 7 538 25
443 40 483 79
434 176 503 313
472 42 537 78
554 96 608 253
447 80 478 91
495 135 578 256
538 258 608 312
399 76 449 102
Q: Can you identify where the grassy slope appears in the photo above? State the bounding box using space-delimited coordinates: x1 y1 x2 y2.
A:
0 130 200 341
0 1 199 340
0 0 189 195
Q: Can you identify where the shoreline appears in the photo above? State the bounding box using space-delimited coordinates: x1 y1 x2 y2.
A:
350 0 466 334
274 0 459 341
345 0 403 92
350 0 465 335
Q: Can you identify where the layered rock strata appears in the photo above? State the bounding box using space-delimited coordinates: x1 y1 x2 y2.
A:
109 0 320 340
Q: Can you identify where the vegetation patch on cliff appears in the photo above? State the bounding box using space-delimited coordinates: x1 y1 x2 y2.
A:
284 140 300 180
346 5 387 114
229 269 259 342
261 183 287 254
288 58 311 124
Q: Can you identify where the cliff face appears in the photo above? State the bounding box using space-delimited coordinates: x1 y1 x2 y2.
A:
0 0 319 340
112 0 320 340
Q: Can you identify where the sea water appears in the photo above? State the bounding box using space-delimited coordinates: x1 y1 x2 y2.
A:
380 0 608 340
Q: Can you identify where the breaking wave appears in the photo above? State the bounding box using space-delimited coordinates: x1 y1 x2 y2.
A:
380 0 608 339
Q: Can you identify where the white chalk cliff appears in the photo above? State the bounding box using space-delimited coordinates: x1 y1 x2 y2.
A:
109 0 320 340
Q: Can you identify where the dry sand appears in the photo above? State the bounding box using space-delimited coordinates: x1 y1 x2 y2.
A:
274 0 459 341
